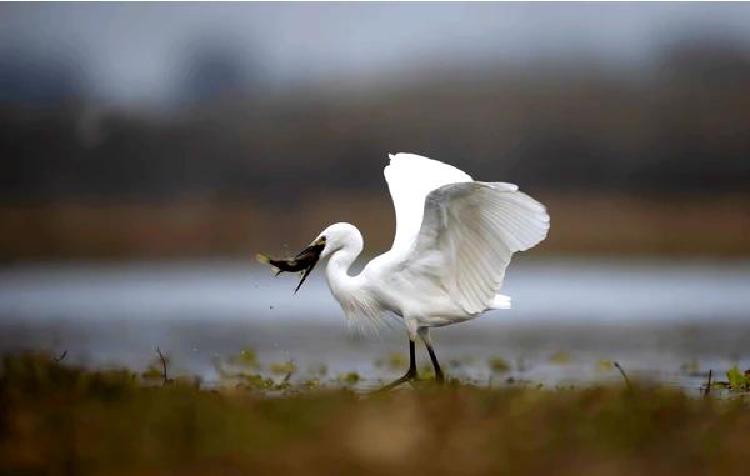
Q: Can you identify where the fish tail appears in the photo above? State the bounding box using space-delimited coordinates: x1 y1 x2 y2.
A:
255 254 280 274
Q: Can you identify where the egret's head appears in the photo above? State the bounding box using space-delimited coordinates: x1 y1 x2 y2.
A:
315 222 363 259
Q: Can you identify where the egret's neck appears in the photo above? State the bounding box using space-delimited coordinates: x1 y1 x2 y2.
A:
325 230 363 293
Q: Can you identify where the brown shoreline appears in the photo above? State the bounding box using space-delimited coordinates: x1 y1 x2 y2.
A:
1 193 748 260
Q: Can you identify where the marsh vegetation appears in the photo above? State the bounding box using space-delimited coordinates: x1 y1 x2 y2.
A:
2 352 749 476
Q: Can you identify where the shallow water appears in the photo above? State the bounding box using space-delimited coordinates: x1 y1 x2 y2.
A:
1 258 749 392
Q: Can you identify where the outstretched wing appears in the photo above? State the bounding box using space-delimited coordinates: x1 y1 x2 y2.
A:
400 181 549 315
383 153 472 258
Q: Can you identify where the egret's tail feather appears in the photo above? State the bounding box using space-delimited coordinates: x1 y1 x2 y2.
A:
491 294 511 310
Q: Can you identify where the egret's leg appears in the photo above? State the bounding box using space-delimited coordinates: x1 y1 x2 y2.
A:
378 339 417 391
418 327 445 384
404 339 417 379
426 344 445 384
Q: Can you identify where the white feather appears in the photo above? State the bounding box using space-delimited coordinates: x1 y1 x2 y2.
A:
405 181 549 314
314 153 549 333
383 153 472 259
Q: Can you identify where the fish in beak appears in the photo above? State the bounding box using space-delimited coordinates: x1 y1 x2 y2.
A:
256 236 325 293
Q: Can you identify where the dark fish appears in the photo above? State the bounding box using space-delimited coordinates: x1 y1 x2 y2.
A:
256 237 325 293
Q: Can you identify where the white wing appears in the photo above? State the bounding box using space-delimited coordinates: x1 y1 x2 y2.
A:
394 181 549 315
383 153 472 258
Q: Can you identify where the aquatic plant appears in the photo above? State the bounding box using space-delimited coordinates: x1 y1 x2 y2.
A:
3 352 750 476
488 356 511 373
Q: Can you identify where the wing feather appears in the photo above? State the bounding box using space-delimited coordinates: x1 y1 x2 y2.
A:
383 153 472 258
407 181 549 315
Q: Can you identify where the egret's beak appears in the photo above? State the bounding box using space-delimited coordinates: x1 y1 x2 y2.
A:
308 236 326 249
256 237 325 292
291 236 326 293
293 237 325 266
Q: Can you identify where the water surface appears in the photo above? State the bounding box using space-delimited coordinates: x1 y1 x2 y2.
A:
1 258 748 391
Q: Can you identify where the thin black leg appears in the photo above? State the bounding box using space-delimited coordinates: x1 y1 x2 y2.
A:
426 343 445 384
407 339 416 376
377 339 417 392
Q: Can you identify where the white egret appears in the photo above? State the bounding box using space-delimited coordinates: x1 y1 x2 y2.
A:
263 153 549 387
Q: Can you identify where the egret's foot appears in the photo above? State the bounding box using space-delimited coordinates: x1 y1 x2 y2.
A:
376 369 417 392
434 370 445 385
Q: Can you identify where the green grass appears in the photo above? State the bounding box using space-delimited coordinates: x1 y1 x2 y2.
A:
1 352 749 476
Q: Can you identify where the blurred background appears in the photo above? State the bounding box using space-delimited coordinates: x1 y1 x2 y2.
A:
1 3 749 387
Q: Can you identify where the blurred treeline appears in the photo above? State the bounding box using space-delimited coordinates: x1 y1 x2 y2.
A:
1 39 749 259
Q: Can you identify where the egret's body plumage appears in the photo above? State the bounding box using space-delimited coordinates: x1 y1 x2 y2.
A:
301 153 549 385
